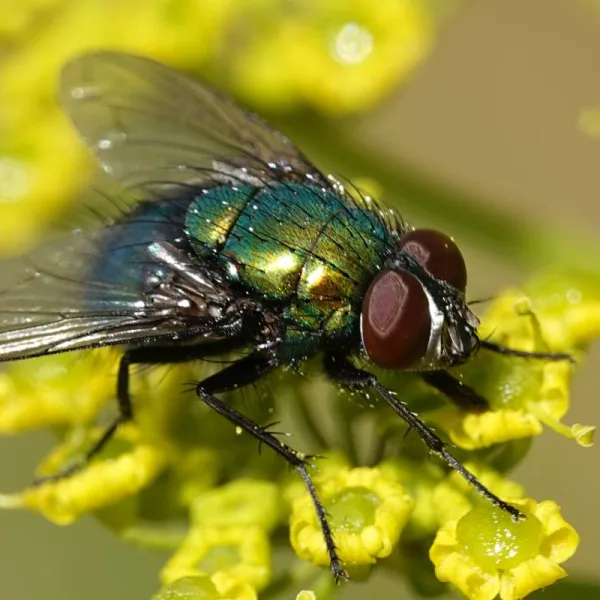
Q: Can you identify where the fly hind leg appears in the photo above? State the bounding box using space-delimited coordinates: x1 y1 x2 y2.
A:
194 353 348 582
32 337 245 486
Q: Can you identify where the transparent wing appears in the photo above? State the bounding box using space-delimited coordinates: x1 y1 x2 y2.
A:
60 51 328 195
0 51 331 361
0 204 229 361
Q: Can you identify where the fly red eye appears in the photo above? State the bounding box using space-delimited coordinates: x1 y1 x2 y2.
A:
398 229 467 292
361 269 431 369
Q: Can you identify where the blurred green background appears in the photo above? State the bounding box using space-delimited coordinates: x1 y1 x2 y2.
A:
0 0 599 598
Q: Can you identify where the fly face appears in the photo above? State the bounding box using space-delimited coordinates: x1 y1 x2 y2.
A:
361 228 480 370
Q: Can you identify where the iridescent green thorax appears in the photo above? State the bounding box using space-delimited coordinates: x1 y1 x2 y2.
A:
185 182 400 356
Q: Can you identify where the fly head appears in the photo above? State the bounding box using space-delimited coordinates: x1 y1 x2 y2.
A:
360 228 480 370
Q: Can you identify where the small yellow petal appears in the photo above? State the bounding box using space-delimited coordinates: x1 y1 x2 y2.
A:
22 444 167 524
153 573 257 600
499 555 566 600
570 423 595 447
430 522 500 600
533 500 580 564
0 350 118 433
191 479 280 533
211 571 257 600
162 526 271 591
430 498 580 600
432 407 543 450
290 466 412 567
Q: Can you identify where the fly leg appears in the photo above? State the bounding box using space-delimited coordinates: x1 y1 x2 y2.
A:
422 339 575 413
421 370 489 412
33 337 246 486
194 353 347 582
324 352 523 520
479 340 573 362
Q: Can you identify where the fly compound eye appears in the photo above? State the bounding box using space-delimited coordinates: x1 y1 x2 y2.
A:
361 270 431 369
398 229 467 292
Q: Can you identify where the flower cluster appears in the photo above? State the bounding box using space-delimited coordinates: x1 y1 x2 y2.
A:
0 0 438 257
0 2 596 598
431 271 597 451
0 269 595 599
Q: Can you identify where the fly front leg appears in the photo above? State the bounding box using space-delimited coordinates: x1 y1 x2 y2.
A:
194 352 348 582
324 352 523 521
479 340 573 362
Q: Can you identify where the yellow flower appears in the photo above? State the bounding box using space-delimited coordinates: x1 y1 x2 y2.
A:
0 110 93 257
430 499 579 600
0 0 64 47
433 463 525 525
231 0 435 115
280 451 350 512
1 426 168 524
191 478 281 533
117 0 237 67
161 526 271 591
297 0 435 115
378 457 444 538
96 444 221 543
0 349 118 433
159 447 222 513
0 0 238 256
161 478 279 589
290 464 412 567
578 107 600 138
153 573 256 600
430 273 598 450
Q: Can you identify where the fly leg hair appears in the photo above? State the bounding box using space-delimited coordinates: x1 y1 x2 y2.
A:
324 352 524 521
32 336 246 486
193 352 348 582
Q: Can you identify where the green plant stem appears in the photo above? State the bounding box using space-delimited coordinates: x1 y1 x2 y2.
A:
291 388 330 451
335 400 359 466
280 116 600 273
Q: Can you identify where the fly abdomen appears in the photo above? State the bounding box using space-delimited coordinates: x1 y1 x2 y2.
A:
90 197 191 298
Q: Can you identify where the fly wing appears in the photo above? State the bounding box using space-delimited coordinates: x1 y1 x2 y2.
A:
60 51 329 195
0 206 230 361
0 52 330 361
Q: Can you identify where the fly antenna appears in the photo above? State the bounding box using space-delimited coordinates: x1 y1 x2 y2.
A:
467 296 495 306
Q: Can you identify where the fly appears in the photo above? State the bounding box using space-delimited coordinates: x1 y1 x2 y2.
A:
0 52 571 581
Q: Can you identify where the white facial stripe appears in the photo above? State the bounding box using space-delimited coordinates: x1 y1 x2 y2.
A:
420 284 445 368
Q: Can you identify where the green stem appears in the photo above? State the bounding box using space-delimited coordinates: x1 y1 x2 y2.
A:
335 402 359 466
331 390 360 466
291 386 330 451
307 569 339 599
280 116 600 273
